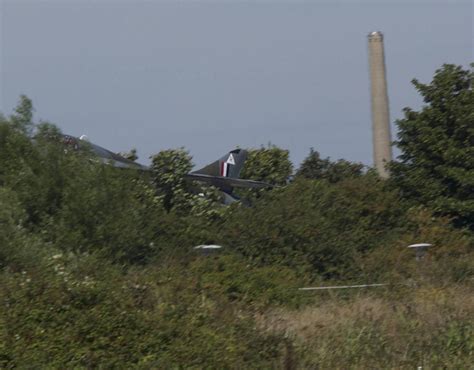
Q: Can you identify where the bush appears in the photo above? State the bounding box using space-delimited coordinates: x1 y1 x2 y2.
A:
215 175 408 278
1 254 288 368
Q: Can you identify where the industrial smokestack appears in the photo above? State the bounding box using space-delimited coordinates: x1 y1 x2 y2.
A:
368 31 392 178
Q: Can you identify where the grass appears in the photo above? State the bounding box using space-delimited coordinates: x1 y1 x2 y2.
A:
257 284 474 369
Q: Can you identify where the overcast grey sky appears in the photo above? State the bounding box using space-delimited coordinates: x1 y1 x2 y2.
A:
1 0 472 168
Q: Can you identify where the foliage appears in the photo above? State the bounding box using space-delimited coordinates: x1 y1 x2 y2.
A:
0 118 59 225
0 114 168 264
215 175 408 278
390 64 474 230
0 187 42 270
260 286 474 369
1 254 287 368
236 145 293 202
150 148 226 219
296 147 365 183
355 206 474 284
240 145 293 186
10 95 34 135
189 254 310 309
151 148 194 212
46 170 166 263
0 89 473 368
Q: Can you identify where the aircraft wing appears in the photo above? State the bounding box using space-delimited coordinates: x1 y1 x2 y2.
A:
89 143 150 171
62 134 149 171
185 173 273 189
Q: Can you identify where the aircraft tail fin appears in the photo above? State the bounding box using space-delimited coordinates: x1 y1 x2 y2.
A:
192 149 248 179
185 149 273 199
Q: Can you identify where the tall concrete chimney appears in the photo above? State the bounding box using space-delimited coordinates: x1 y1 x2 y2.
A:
368 31 392 178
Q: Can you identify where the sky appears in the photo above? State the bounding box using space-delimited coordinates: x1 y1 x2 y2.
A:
1 0 472 168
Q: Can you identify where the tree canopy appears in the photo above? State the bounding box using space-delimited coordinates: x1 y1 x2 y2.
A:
296 148 365 183
390 64 474 229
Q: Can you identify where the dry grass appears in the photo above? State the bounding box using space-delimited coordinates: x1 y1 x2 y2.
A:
256 285 474 369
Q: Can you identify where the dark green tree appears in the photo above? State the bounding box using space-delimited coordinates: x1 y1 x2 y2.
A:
240 145 293 186
390 64 474 229
150 148 225 220
10 95 34 135
295 148 327 179
150 148 203 213
296 148 364 183
236 145 293 202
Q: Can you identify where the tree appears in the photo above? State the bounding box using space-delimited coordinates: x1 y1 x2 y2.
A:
240 145 293 186
10 95 34 135
150 148 194 212
296 148 364 183
150 148 226 221
235 145 293 202
390 64 474 229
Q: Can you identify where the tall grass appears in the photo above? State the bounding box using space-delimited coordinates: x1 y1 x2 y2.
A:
258 285 474 369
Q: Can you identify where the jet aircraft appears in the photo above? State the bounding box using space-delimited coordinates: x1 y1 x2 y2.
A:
61 134 272 204
185 149 273 204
